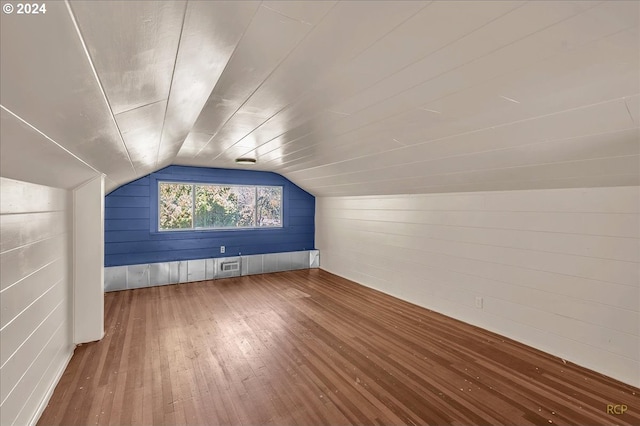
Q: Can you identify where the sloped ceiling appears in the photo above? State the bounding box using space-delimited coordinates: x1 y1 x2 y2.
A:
1 1 638 195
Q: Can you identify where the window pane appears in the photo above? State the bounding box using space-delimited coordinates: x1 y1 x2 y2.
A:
195 185 256 228
257 186 282 227
236 186 257 227
160 182 281 231
159 183 193 230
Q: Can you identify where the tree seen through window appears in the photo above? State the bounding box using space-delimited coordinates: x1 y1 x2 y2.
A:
159 182 282 230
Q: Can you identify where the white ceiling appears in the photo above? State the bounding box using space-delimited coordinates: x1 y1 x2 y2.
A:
1 1 638 195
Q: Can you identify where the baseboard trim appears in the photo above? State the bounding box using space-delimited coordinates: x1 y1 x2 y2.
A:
28 346 74 426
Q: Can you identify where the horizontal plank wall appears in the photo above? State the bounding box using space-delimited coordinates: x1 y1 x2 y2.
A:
316 186 640 387
105 166 315 267
0 178 75 426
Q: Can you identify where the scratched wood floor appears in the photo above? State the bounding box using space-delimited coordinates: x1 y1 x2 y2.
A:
39 269 638 426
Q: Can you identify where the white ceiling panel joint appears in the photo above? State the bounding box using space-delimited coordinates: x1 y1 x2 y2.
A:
1 105 100 174
154 2 188 169
64 0 137 175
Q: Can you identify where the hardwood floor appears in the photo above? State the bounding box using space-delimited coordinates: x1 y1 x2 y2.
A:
39 269 638 425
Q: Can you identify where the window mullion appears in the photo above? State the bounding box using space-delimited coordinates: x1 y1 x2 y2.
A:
254 186 258 227
192 184 196 229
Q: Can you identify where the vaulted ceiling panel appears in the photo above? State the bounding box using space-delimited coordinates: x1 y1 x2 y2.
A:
173 6 318 166
0 1 137 186
226 0 525 167
187 5 320 140
197 1 426 163
0 108 98 189
113 100 167 173
0 1 637 195
70 1 186 114
332 1 521 86
291 128 638 188
155 0 261 167
236 1 633 175
312 155 638 196
70 0 185 174
255 1 638 194
326 1 595 118
423 30 639 129
277 97 637 188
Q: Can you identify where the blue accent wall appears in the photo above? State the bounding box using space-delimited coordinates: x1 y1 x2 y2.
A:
105 166 315 267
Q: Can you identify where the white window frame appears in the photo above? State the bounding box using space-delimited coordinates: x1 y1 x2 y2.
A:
158 181 283 232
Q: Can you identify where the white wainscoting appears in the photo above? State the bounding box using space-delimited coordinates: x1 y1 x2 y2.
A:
315 186 639 387
0 177 75 426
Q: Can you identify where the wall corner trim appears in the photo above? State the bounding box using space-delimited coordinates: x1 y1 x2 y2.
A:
73 174 105 344
73 173 106 191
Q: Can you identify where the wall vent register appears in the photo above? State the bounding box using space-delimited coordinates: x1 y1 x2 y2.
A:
221 261 240 272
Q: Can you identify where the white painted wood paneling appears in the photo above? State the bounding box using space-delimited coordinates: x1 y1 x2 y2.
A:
0 178 74 426
0 1 137 187
201 1 423 160
114 100 167 171
316 186 640 387
156 1 260 166
0 107 99 189
73 176 105 344
189 4 319 143
69 0 186 115
0 234 67 293
70 0 186 173
1 1 637 194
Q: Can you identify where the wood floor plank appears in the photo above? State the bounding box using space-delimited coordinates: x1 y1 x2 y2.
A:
38 269 639 425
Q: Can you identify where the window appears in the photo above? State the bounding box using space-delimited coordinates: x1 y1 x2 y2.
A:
159 182 282 231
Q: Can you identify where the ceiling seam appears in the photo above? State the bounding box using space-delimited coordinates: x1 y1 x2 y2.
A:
289 127 640 183
301 175 640 196
343 1 605 117
308 154 639 190
233 1 531 165
256 2 614 168
401 27 638 124
1 105 101 175
623 96 638 125
154 0 189 169
317 175 640 197
315 185 637 204
272 94 636 174
260 4 313 26
391 173 640 196
228 1 436 161
64 0 137 175
197 1 339 160
295 155 640 187
314 206 636 216
180 0 264 159
167 1 263 162
116 98 168 117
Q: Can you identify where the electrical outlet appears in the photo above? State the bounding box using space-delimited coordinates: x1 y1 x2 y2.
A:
220 245 225 254
475 297 483 309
